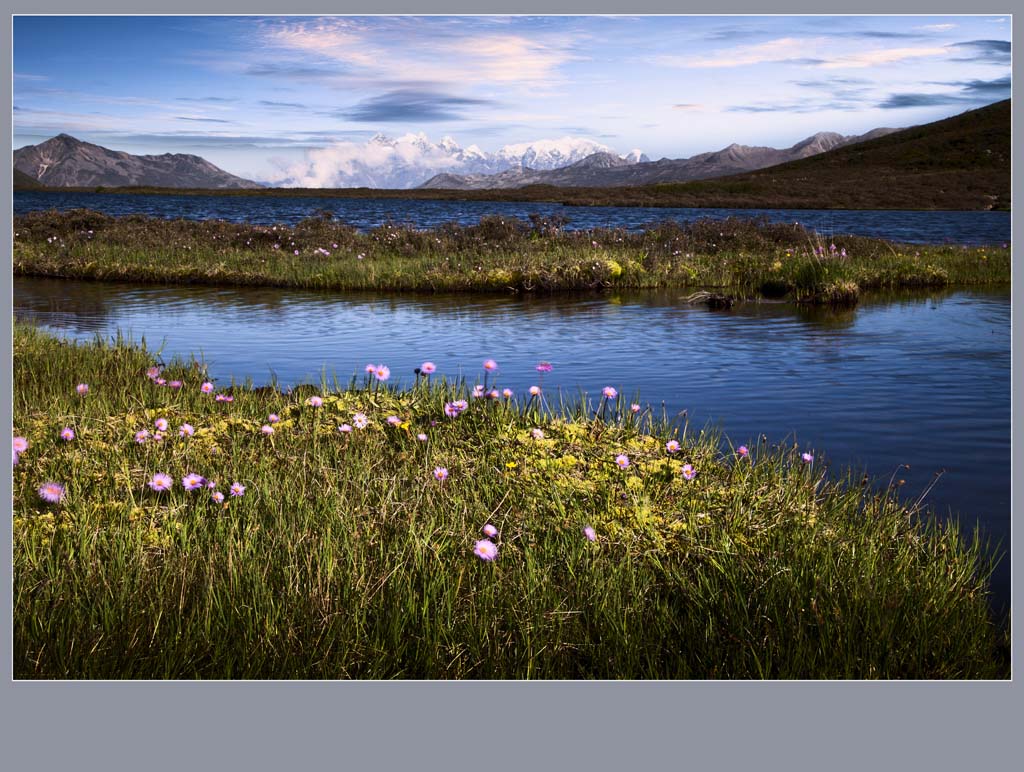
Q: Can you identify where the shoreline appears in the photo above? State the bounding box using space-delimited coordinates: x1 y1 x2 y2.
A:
13 209 1012 305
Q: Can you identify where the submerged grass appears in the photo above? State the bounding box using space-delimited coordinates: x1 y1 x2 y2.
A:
11 324 1009 679
12 209 1010 302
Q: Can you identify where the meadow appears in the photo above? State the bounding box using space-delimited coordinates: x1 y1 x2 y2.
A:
12 324 1009 678
12 209 1011 304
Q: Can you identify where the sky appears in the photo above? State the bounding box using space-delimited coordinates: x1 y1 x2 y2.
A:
12 15 1012 183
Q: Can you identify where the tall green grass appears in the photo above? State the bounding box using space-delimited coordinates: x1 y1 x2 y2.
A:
12 324 1008 678
13 210 1010 301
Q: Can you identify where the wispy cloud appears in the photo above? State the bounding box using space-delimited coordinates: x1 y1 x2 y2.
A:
878 75 1010 109
176 116 234 123
176 96 237 103
259 99 308 109
949 39 1011 65
657 36 950 69
916 24 956 32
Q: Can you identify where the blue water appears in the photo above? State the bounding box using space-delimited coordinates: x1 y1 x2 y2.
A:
14 277 1011 610
13 190 1011 245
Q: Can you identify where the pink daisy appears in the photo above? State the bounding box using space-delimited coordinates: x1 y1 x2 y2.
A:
535 362 553 373
169 380 183 390
261 425 274 435
211 491 225 504
146 366 162 380
38 482 65 503
387 416 402 426
483 524 498 538
338 424 353 434
201 382 214 394
179 423 195 437
802 452 814 464
75 383 89 396
473 539 498 561
529 386 541 396
374 365 390 382
531 428 545 440
433 467 449 482
229 482 246 497
60 427 75 441
148 473 173 492
353 413 369 429
182 473 205 491
615 454 630 470
420 362 436 375
135 429 151 444
666 440 680 454
681 464 696 481
154 418 168 432
417 433 428 442
483 359 498 372
584 526 597 542
268 413 280 423
502 388 513 399
737 445 749 457
13 437 28 454
602 386 618 399
306 396 323 407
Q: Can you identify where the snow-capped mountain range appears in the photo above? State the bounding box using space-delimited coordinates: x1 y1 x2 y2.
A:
270 133 650 189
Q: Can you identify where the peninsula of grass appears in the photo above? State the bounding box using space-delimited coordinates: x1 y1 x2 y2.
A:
13 209 1011 304
13 324 1008 679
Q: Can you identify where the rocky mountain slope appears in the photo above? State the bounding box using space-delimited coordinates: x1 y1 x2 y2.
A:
13 134 259 188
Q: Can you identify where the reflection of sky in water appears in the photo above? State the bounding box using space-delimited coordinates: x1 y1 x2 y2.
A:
13 190 1012 244
14 278 1011 609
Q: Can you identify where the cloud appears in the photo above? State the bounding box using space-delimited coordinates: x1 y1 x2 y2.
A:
657 36 949 70
949 39 1011 65
726 100 862 113
259 100 309 109
175 116 234 123
258 18 582 89
915 24 956 32
338 89 494 122
176 96 237 103
671 103 705 112
877 76 1009 109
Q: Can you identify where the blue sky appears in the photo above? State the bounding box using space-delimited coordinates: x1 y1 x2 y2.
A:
13 15 1012 182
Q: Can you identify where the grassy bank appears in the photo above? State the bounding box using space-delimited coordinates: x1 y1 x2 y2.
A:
12 325 1008 679
13 209 1011 303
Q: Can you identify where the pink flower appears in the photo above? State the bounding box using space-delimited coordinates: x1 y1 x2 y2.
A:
374 365 390 381
487 389 500 400
433 467 448 482
268 413 280 423
148 473 173 492
154 418 168 432
535 362 553 373
420 361 436 374
473 539 498 561
13 436 28 454
155 378 166 386
802 452 814 464
261 425 274 435
365 364 376 375
179 423 195 437
60 427 75 441
681 464 696 481
483 359 498 372
182 473 205 491
630 403 641 413
666 440 680 454
387 415 401 426
229 482 246 497
211 491 225 504
444 403 460 418
75 383 89 396
338 424 352 434
472 385 485 398
135 430 151 444
615 454 630 470
38 482 65 503
602 386 618 399
417 433 428 442
201 382 214 394
353 413 369 429
529 385 541 397
215 394 233 402
169 380 183 390
146 366 162 380
453 400 468 411
531 428 545 440
584 526 597 542
306 396 323 407
502 388 513 399
737 445 749 457
482 524 498 538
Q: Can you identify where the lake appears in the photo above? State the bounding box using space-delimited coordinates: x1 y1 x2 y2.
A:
14 190 1011 245
14 276 1011 610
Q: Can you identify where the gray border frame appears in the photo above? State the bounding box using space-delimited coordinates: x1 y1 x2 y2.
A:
2 3 1019 770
